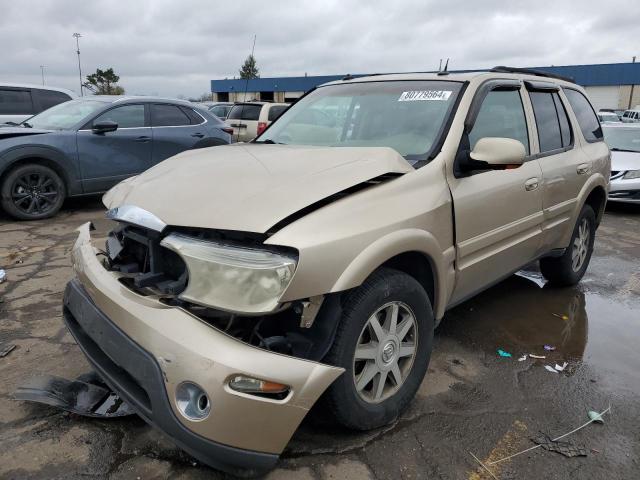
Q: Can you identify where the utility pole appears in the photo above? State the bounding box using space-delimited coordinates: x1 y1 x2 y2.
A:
40 65 45 85
628 56 637 110
73 33 83 96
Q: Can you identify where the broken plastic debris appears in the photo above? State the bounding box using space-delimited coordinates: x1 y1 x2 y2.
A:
13 374 135 418
588 411 605 424
531 432 587 457
552 313 569 321
544 345 556 351
0 269 5 283
518 355 528 362
529 354 546 359
497 349 512 358
544 365 559 373
0 343 16 358
555 362 568 372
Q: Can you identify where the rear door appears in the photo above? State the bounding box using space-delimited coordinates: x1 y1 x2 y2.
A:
448 81 545 303
76 103 152 192
0 87 34 124
225 103 262 142
150 103 208 163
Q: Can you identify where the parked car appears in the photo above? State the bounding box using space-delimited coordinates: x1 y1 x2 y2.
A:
0 96 231 220
598 111 621 123
65 68 608 475
0 83 75 125
206 102 234 120
621 109 640 123
603 124 640 203
225 102 289 142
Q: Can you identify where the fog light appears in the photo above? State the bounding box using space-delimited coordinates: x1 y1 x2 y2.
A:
229 375 289 396
175 382 210 421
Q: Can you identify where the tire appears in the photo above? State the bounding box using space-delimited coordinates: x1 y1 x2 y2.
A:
322 268 434 430
540 204 596 286
0 164 66 220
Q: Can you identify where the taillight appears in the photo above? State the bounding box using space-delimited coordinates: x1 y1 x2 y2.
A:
222 127 233 135
257 122 268 136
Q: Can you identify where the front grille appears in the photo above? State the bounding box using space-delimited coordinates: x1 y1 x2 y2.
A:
105 223 187 296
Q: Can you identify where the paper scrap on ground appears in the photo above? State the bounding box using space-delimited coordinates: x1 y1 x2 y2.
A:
518 355 528 362
552 313 570 320
544 365 559 373
544 345 556 351
0 268 5 283
529 354 546 359
555 362 568 372
588 411 605 424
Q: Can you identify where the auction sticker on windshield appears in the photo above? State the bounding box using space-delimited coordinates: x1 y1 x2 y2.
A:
398 90 452 101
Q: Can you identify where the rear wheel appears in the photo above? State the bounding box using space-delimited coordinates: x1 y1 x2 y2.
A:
322 268 433 430
540 205 596 286
1 164 66 220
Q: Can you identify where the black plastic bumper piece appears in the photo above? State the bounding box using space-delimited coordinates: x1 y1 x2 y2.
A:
63 279 279 477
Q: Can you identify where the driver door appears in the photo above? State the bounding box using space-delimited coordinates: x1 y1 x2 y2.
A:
447 83 545 304
76 103 152 193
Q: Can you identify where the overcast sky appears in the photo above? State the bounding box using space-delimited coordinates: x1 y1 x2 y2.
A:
1 0 638 98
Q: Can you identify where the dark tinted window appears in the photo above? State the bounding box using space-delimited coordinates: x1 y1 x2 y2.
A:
563 89 603 142
93 104 146 128
181 106 205 125
209 105 231 118
553 93 572 147
468 89 529 154
227 104 262 121
34 89 72 111
529 91 562 152
151 104 190 126
0 89 34 115
268 105 288 121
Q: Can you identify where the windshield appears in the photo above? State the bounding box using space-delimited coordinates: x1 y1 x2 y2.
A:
603 126 640 152
25 99 107 130
257 80 463 162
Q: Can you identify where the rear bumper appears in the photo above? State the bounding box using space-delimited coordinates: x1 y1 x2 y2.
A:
66 222 343 475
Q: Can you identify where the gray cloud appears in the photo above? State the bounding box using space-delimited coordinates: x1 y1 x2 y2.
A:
1 0 638 98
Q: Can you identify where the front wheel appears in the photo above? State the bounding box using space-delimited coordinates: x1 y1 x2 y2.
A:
1 164 66 220
540 204 596 286
322 268 434 430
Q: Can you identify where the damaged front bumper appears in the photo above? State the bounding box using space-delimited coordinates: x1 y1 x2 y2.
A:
65 223 343 475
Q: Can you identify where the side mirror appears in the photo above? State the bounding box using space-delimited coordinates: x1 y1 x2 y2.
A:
92 120 118 134
470 137 526 166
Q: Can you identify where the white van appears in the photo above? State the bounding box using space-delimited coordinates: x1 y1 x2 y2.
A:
0 83 76 125
621 109 640 123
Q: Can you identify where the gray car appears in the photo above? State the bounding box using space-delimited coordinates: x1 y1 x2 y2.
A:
0 96 232 220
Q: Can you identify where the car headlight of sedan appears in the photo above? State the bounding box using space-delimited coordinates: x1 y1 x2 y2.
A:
622 170 640 180
161 233 297 314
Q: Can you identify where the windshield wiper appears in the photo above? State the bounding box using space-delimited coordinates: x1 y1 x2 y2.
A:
22 121 33 128
610 147 638 153
254 139 286 145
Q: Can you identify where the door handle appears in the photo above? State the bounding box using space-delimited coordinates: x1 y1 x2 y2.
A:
524 177 539 191
577 163 591 175
134 136 150 143
191 133 205 138
229 123 246 128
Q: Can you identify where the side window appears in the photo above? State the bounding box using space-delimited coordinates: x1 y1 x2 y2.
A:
563 89 603 142
529 91 563 152
151 104 191 127
268 105 288 122
93 104 145 128
34 89 72 112
180 107 205 125
553 93 572 148
468 89 529 154
0 89 34 115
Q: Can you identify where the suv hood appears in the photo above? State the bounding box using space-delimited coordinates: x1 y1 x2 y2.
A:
0 127 53 139
104 143 413 233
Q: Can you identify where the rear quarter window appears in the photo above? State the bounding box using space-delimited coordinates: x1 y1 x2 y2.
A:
0 88 34 115
563 89 603 142
227 104 261 121
268 105 288 121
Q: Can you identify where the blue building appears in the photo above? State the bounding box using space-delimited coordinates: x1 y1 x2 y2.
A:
211 62 640 110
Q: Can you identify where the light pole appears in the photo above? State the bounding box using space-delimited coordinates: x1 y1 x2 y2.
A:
40 65 45 85
73 33 83 96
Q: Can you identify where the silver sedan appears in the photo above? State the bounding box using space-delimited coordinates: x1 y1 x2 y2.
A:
603 124 640 204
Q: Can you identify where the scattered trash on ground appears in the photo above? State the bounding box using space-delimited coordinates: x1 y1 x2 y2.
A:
555 362 568 372
544 344 556 351
497 349 512 358
552 313 569 321
0 268 6 283
518 354 528 362
0 343 16 358
588 411 605 424
14 373 135 417
544 365 559 374
529 354 546 359
531 432 587 457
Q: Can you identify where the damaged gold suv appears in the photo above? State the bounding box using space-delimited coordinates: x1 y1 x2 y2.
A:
64 67 609 475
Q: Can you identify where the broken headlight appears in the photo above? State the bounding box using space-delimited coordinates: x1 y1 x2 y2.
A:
160 233 297 314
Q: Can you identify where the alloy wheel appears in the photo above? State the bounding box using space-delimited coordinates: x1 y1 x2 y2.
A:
571 218 590 272
11 172 59 216
353 301 418 403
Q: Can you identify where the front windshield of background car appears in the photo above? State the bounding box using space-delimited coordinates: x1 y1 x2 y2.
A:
257 80 463 164
603 126 640 152
25 99 107 130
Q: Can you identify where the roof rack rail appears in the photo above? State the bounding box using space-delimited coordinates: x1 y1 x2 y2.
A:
490 66 575 84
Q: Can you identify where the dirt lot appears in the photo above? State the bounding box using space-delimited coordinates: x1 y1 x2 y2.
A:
1 198 639 479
